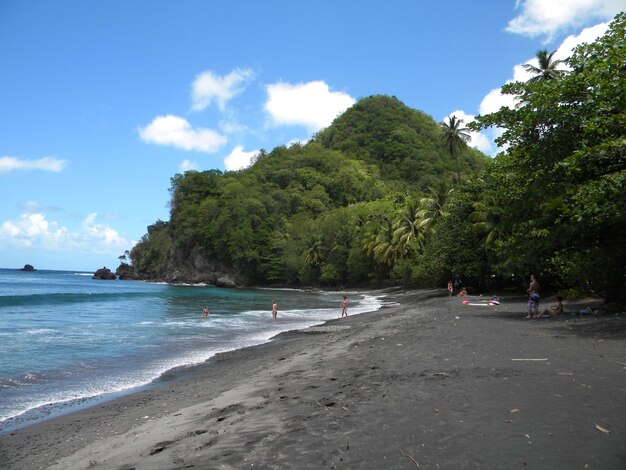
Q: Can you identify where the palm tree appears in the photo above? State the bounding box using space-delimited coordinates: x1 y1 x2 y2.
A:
440 115 471 184
304 239 325 266
392 199 424 256
468 195 500 248
363 219 401 266
417 181 454 238
524 49 565 83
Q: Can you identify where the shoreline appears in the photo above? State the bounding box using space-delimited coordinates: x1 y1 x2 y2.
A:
1 289 625 468
0 289 388 436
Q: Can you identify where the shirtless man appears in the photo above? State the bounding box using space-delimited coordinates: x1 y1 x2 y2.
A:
272 300 278 323
526 275 540 319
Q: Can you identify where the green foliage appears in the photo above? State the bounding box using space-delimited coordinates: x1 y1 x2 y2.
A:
128 16 625 299
130 220 171 279
130 95 489 287
469 13 626 298
316 95 488 189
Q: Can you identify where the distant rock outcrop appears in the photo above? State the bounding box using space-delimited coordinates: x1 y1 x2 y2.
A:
163 246 247 287
19 264 36 271
92 267 116 280
115 263 140 280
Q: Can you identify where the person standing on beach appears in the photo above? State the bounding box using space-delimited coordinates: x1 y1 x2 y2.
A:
340 295 349 318
272 300 278 322
447 281 453 297
453 275 462 295
526 274 540 319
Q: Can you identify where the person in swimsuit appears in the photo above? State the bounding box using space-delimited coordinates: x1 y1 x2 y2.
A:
526 275 540 318
202 305 209 317
272 300 278 322
340 296 349 318
537 296 563 318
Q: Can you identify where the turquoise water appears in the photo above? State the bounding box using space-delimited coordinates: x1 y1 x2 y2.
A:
0 268 381 432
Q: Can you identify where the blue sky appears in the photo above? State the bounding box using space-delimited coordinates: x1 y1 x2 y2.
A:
1 0 624 271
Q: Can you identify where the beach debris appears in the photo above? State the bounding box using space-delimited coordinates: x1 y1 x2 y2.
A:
510 408 520 413
150 440 176 455
595 424 611 434
511 358 548 361
315 399 336 411
398 446 420 468
432 372 450 377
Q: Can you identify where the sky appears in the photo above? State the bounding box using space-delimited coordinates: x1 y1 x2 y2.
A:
1 0 624 272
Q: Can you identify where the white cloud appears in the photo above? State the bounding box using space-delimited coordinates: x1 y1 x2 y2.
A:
479 88 518 116
506 0 624 42
180 159 199 172
224 145 258 171
472 19 612 157
139 115 227 153
0 156 66 173
0 211 128 254
265 81 356 132
191 68 255 111
81 213 128 249
555 21 610 58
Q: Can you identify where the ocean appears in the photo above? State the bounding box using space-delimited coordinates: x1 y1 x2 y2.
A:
0 268 382 433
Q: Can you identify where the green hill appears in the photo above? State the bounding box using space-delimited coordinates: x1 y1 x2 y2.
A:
127 95 489 287
316 95 486 189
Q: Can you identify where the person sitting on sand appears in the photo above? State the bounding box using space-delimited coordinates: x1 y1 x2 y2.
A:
457 287 468 297
202 305 209 317
537 296 563 319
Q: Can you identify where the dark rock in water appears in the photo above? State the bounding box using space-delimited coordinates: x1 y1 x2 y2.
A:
20 264 36 271
116 262 140 280
92 267 116 280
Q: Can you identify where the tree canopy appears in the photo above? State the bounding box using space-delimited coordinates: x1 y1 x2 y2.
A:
128 13 625 299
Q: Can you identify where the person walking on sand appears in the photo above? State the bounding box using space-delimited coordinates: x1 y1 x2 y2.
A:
526 274 540 319
340 295 349 318
447 281 453 297
272 300 278 323
202 305 209 317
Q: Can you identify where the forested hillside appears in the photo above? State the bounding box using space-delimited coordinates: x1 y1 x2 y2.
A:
127 95 488 286
126 13 625 299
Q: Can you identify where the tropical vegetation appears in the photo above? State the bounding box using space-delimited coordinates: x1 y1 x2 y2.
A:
127 13 626 300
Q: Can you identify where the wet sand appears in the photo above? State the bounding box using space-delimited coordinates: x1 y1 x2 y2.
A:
1 289 625 469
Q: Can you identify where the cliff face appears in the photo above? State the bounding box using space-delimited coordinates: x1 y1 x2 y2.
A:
163 246 248 287
121 243 248 287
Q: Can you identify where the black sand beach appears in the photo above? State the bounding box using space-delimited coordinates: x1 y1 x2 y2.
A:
1 290 625 469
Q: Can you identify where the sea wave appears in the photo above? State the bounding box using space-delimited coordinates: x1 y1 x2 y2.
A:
0 291 154 308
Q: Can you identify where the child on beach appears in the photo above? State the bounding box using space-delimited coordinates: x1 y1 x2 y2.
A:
340 296 349 318
447 281 453 297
